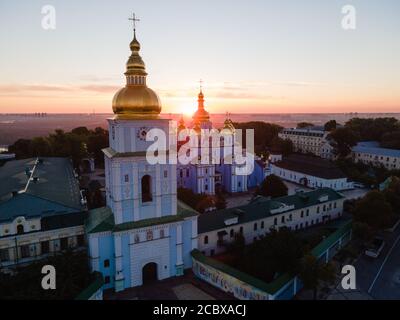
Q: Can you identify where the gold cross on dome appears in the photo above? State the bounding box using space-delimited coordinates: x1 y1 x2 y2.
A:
129 12 140 33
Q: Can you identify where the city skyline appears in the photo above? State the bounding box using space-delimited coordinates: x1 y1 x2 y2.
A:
0 0 399 114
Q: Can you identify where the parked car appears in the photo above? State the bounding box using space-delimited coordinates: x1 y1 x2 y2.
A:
365 237 385 258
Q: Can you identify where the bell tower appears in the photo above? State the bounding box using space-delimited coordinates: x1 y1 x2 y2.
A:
104 20 177 225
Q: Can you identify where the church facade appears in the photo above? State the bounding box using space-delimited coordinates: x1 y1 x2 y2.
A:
176 91 266 195
86 29 198 291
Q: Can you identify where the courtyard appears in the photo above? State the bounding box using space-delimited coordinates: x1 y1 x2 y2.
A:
103 271 235 300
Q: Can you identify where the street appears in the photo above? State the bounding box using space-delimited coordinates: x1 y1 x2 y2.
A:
354 223 400 299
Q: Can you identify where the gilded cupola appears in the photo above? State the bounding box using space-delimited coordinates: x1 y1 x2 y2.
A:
112 29 161 119
192 89 210 123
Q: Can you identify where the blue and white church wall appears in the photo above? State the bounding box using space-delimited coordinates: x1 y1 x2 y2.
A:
88 216 197 291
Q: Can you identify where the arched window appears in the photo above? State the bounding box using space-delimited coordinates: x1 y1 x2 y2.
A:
261 221 264 229
253 223 258 231
204 236 208 245
230 229 234 238
17 224 24 235
141 175 152 202
239 226 243 234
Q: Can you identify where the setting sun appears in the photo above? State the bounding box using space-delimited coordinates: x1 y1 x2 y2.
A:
179 102 197 116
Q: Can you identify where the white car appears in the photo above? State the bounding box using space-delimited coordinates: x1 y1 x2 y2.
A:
365 237 385 258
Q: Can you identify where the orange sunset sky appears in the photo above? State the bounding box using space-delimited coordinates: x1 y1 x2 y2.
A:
0 0 399 114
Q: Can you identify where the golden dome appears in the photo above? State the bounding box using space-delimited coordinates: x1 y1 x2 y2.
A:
112 86 161 119
222 118 235 133
178 116 186 131
112 32 162 119
192 90 210 123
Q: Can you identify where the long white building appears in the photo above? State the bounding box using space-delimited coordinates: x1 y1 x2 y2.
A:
269 154 353 191
197 188 345 257
279 126 334 159
352 141 400 170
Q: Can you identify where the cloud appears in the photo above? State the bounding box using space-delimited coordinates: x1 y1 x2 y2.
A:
0 84 74 93
79 85 120 93
0 83 120 97
77 75 120 82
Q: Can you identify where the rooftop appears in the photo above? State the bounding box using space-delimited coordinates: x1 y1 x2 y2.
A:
198 187 344 234
0 157 84 223
353 141 400 158
86 200 199 234
272 154 347 179
282 126 326 136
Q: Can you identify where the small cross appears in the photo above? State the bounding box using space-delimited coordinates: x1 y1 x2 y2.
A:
199 79 203 92
129 12 140 34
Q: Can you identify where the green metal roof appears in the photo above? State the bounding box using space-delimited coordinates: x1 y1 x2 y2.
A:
75 271 104 300
311 218 352 257
103 147 169 159
85 206 115 234
86 200 199 234
198 188 345 234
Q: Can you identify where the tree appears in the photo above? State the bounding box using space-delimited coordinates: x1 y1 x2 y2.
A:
233 121 282 155
345 117 400 142
297 122 314 129
383 176 400 213
195 196 216 214
30 137 51 156
353 190 393 230
270 137 293 156
177 187 213 213
8 139 32 158
381 131 400 150
258 174 288 198
233 228 304 283
328 127 359 158
0 251 92 300
215 194 227 210
352 222 374 242
86 127 109 167
71 126 90 136
299 254 336 300
324 120 337 132
228 232 246 258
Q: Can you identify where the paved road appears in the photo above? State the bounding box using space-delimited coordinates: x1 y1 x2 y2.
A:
355 224 400 299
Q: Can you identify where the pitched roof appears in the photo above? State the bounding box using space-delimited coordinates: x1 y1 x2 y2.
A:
85 200 199 234
353 141 400 158
0 157 82 207
0 193 81 223
198 188 344 234
272 154 347 179
0 157 85 223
